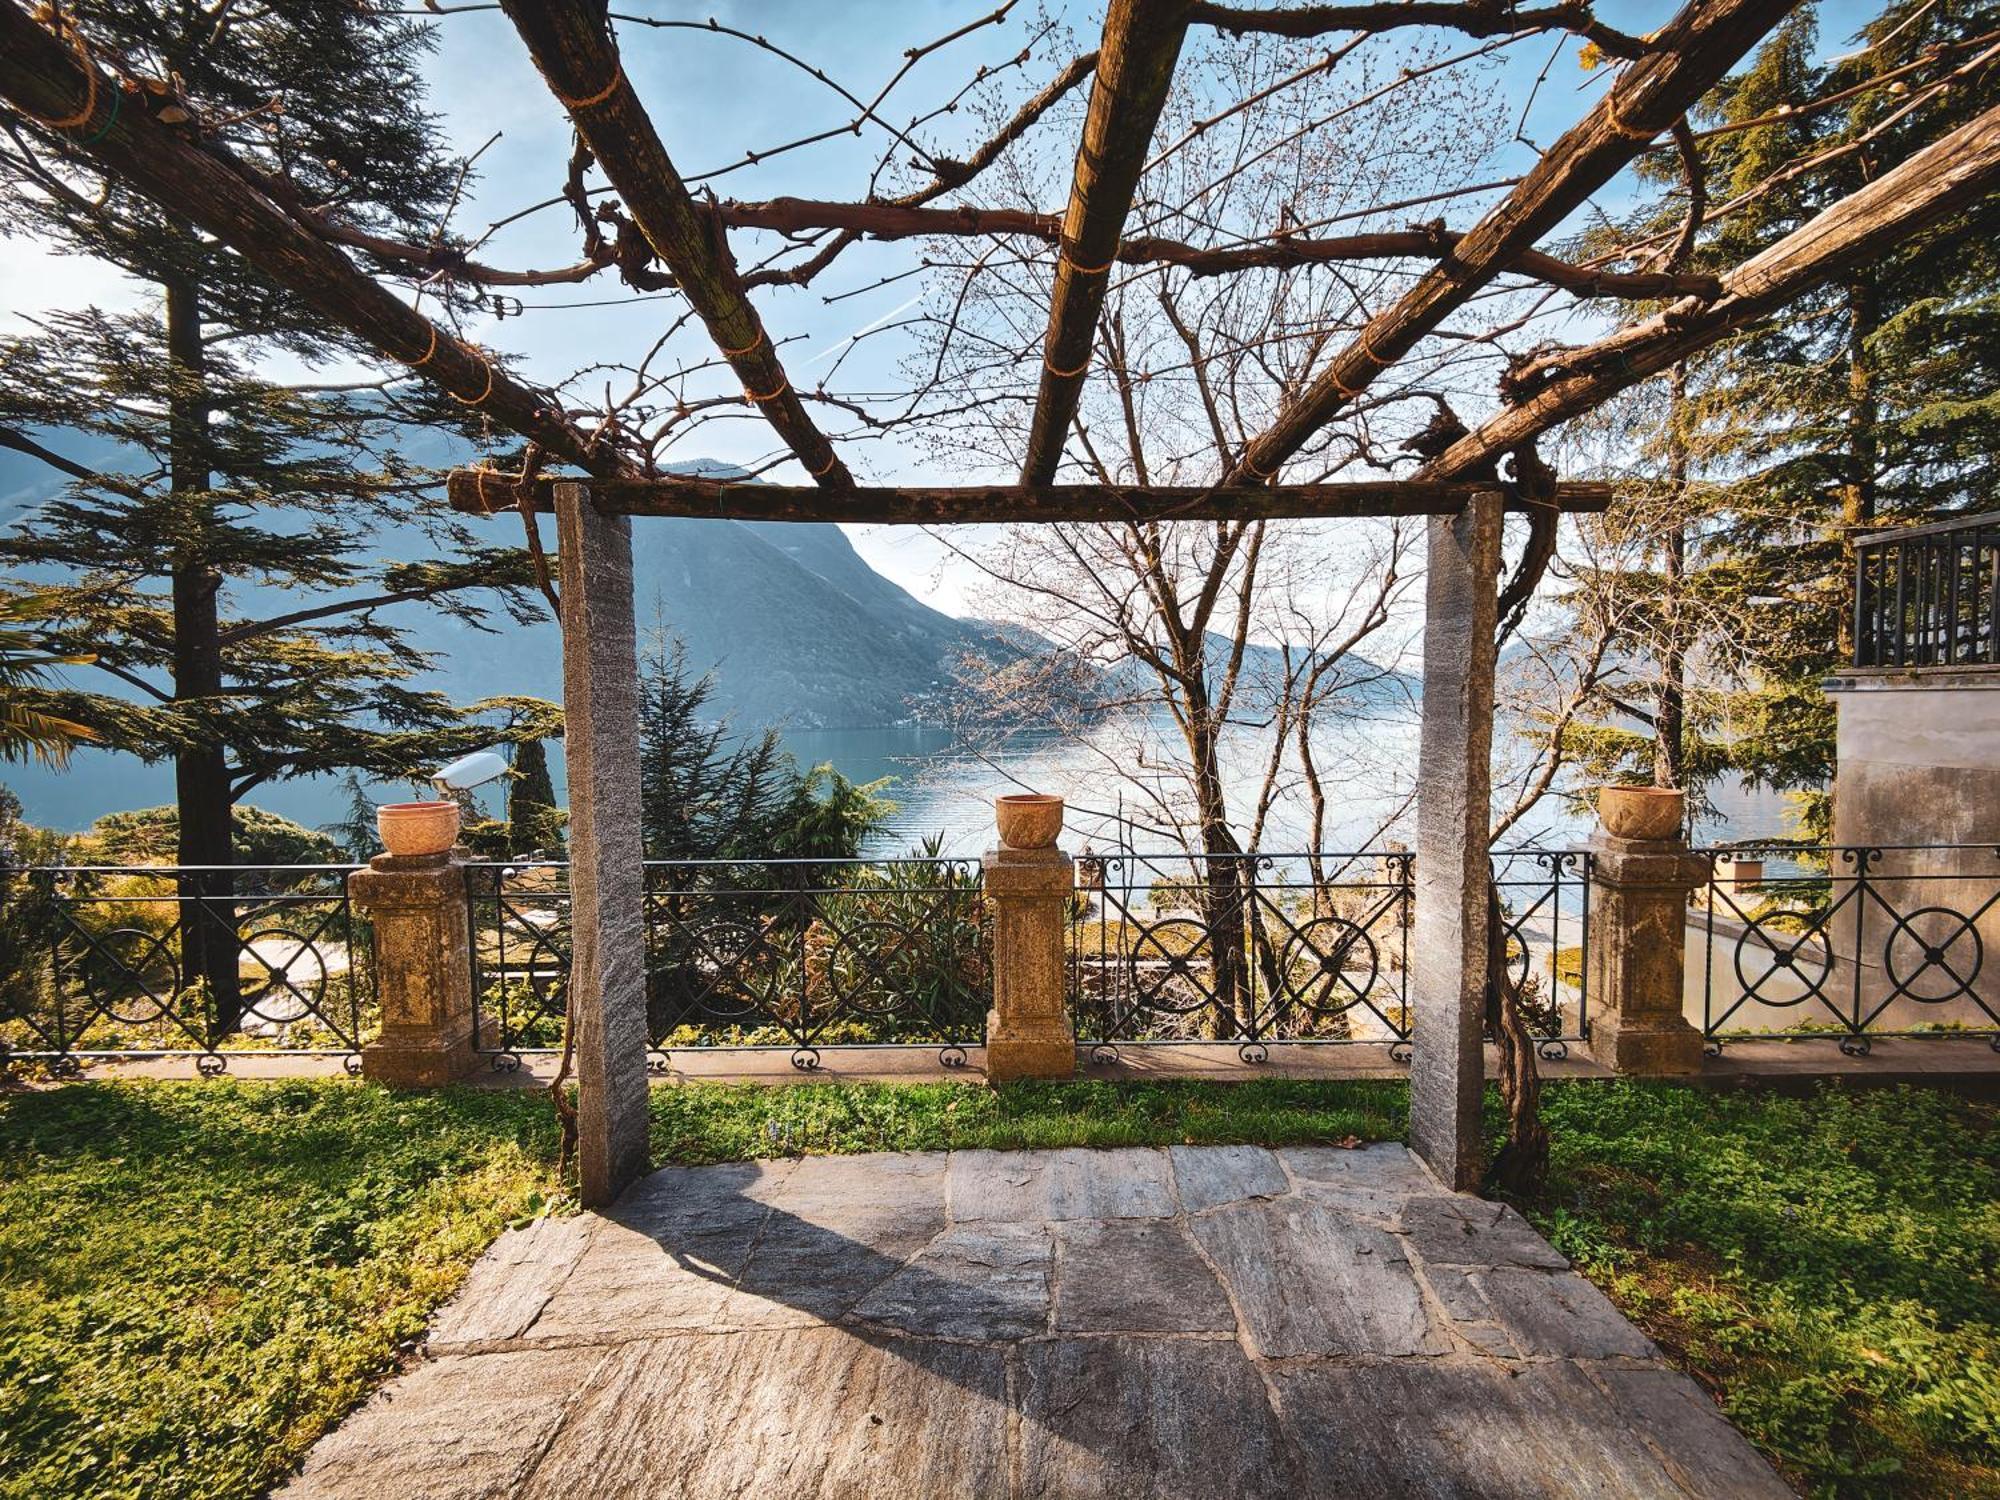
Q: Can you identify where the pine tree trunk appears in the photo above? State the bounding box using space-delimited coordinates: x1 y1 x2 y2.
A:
1837 276 1879 660
1656 363 1689 789
165 276 241 1038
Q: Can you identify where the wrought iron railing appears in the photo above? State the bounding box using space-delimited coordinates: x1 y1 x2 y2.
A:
465 855 990 1072
0 863 374 1074
1696 842 2000 1054
1069 848 1588 1065
1854 510 2000 669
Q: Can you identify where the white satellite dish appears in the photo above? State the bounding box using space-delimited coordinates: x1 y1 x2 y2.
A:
429 749 511 792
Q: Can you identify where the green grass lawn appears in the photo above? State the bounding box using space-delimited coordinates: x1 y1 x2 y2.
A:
1525 1083 1999 1500
0 1075 1991 1499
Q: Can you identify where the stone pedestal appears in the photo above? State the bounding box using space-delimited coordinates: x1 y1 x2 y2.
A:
349 852 479 1087
1585 833 1709 1075
983 845 1077 1082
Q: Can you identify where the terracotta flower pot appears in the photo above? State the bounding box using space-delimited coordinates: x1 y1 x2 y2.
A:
995 793 1064 851
1596 785 1685 842
376 800 462 859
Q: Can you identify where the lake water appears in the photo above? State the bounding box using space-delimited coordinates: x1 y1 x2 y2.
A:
5 710 1796 859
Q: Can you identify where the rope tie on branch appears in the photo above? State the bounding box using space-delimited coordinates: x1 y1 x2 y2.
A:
805 449 841 478
743 374 789 403
1043 346 1091 379
552 63 624 114
20 6 97 131
391 324 440 369
1604 97 1659 141
450 354 496 408
1240 447 1279 480
1060 242 1120 275
468 465 502 515
719 328 765 358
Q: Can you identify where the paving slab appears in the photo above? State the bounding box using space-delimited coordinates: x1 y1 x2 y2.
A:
854 1221 1051 1339
1167 1143 1289 1213
284 1146 1790 1499
1191 1195 1448 1358
949 1145 1175 1221
1052 1218 1234 1333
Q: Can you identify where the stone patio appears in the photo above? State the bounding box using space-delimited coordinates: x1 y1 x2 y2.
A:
282 1145 1792 1498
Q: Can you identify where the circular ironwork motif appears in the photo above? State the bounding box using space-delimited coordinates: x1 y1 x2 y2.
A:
1388 1040 1413 1066
1129 918 1214 1016
1238 1041 1270 1065
790 1047 822 1071
646 1048 673 1076
1882 907 1983 1004
938 1044 968 1070
1088 1043 1120 1066
1735 915 1831 1007
75 926 180 1026
195 1052 227 1078
1277 917 1378 1017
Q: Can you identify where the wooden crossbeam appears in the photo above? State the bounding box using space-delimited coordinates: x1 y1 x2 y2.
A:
447 472 1612 522
1420 101 2000 481
1225 0 1795 484
0 2 623 480
1021 0 1194 487
496 1 851 490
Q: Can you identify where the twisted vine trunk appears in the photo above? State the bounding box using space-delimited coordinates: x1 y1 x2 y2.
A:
1485 882 1547 1198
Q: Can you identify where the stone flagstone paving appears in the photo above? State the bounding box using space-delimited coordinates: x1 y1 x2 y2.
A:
282 1145 1792 1498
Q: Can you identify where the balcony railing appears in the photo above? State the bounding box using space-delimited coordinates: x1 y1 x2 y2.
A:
1853 510 2000 669
0 863 375 1074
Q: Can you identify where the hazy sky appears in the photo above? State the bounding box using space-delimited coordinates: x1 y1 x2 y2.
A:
3 0 1875 612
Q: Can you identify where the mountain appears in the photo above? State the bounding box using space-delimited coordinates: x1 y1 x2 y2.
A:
0 431 1006 731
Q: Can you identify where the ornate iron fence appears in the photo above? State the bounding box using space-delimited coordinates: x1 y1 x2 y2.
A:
1492 847 1592 1061
1854 510 2000 669
466 855 990 1072
1070 847 1589 1065
1071 850 1412 1064
0 863 374 1074
1697 843 2000 1054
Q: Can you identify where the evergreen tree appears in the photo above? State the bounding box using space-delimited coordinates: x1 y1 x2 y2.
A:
506 737 564 856
636 639 887 864
1560 1 2000 833
0 5 553 1019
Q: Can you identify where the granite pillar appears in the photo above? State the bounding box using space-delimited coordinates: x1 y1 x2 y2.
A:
1410 492 1503 1191
555 482 650 1206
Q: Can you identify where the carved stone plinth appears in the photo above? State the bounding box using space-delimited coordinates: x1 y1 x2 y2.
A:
983 846 1077 1083
349 852 479 1087
1585 833 1709 1075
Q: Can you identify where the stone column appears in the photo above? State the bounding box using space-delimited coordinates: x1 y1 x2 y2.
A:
555 482 650 1207
983 845 1078 1082
1410 491 1503 1191
1585 832 1708 1074
351 853 478 1087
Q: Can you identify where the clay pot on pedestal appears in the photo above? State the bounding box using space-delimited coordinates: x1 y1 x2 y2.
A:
995 793 1064 851
376 800 462 859
1595 785 1685 842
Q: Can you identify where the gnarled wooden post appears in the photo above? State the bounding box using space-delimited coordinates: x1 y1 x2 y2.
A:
555 482 650 1206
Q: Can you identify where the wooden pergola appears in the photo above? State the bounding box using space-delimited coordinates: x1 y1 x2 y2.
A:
6 0 1998 1203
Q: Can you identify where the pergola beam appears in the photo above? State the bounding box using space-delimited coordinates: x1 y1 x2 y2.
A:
1419 101 2000 480
1226 0 1796 483
1022 0 1195 486
326 199 1718 301
496 0 851 489
0 1 623 479
446 473 1612 523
